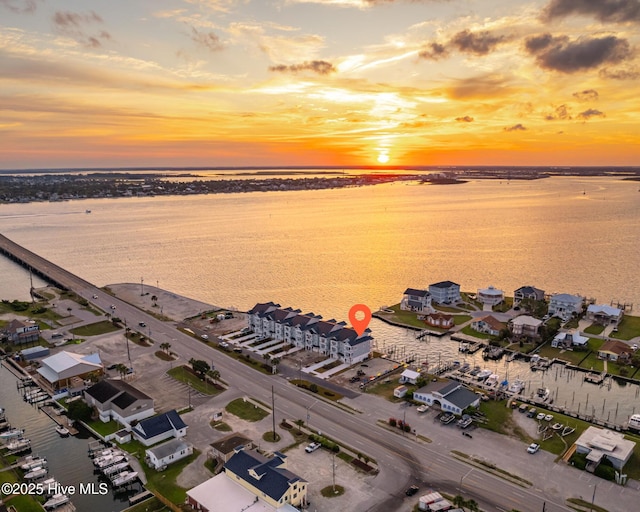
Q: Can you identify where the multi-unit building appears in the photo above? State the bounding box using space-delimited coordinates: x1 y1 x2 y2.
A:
428 281 461 304
247 303 372 365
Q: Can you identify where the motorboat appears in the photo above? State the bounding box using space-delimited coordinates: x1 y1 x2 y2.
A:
5 438 31 452
41 478 58 496
0 428 25 439
457 415 473 429
92 448 120 461
24 466 48 480
55 425 70 437
111 470 138 486
102 461 129 476
551 422 564 431
628 414 640 432
485 374 499 387
21 456 47 471
561 425 576 436
536 387 550 402
43 493 70 510
508 379 525 394
476 369 492 381
95 454 125 469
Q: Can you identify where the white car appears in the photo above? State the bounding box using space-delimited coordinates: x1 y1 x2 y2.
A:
536 413 545 421
527 443 540 454
417 404 430 413
201 334 209 340
305 442 321 453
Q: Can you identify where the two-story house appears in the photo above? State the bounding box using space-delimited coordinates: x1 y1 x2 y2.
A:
548 293 583 320
513 285 545 304
4 319 40 344
84 379 155 425
509 315 542 340
428 281 461 304
400 288 432 313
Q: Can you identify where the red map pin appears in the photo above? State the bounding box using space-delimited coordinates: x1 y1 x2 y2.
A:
349 304 372 336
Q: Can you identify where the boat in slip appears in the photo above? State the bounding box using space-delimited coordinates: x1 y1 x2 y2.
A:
43 493 70 510
0 428 25 440
55 425 70 437
102 461 129 476
111 470 138 487
20 456 47 471
95 454 125 469
508 379 525 394
485 374 499 387
476 369 492 381
536 387 550 402
25 466 48 480
6 438 31 452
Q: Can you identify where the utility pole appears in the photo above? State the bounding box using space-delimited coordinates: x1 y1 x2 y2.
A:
141 276 144 296
271 386 276 441
332 452 336 493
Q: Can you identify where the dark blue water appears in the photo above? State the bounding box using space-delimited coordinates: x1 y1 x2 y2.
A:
0 362 143 511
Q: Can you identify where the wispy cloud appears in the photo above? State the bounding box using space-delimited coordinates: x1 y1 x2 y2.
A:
270 60 336 75
544 104 572 120
455 116 474 122
577 108 605 120
0 0 40 14
190 26 224 51
504 123 526 131
52 10 113 48
572 89 598 101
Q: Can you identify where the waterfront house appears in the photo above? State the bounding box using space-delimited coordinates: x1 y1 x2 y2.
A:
428 281 461 304
401 288 432 313
586 304 623 326
574 427 634 471
597 339 632 362
145 438 193 470
471 315 505 337
477 286 504 307
247 303 372 365
3 319 40 344
36 351 103 397
551 330 588 349
509 315 542 340
399 369 421 385
514 286 545 304
84 379 155 425
132 409 187 447
186 447 307 511
548 293 583 320
413 380 480 416
210 433 255 463
422 312 454 329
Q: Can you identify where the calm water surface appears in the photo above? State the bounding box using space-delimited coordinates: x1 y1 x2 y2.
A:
1 175 639 423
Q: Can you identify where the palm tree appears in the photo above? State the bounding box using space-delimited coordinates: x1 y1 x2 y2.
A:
115 363 128 379
151 295 158 307
208 369 220 384
160 342 171 354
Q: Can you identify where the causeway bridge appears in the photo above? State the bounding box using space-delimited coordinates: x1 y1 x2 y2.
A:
0 233 93 294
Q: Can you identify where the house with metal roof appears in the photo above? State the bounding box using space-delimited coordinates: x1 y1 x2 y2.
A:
131 409 187 446
145 438 193 470
36 351 103 397
84 379 154 425
586 304 623 326
401 288 432 312
574 427 634 471
413 379 480 416
548 293 583 321
428 281 461 304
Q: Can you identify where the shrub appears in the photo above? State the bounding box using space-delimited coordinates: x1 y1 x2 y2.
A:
389 418 397 427
309 383 318 393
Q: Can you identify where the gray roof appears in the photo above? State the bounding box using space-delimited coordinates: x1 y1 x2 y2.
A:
429 280 459 289
404 288 430 297
146 438 189 460
444 388 479 410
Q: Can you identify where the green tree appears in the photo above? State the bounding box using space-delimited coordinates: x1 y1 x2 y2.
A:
160 342 171 354
67 400 93 422
207 369 220 384
189 358 210 379
115 363 128 378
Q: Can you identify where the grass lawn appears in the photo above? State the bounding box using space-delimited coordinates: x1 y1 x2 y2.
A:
375 304 430 329
460 325 494 340
70 320 120 337
167 366 221 395
145 449 200 504
583 323 605 335
478 400 530 442
610 314 640 341
453 314 473 326
123 496 168 512
366 379 405 402
290 380 344 401
225 397 270 422
86 419 121 437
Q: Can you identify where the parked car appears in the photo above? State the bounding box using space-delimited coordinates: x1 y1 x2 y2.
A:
405 485 419 496
527 443 540 454
201 334 209 340
527 407 537 418
139 322 146 327
416 404 429 413
349 376 360 383
305 442 321 453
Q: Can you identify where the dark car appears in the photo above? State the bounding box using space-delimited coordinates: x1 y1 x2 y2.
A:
405 485 419 496
349 376 360 383
139 322 146 327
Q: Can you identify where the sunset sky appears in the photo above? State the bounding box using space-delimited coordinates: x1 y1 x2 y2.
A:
1 0 639 169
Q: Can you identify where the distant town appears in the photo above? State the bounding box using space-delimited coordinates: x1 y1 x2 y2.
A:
1 166 639 204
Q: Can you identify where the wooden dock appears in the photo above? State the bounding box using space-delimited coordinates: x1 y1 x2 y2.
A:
584 371 606 384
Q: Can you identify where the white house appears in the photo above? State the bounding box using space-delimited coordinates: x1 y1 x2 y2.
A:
551 330 589 349
428 281 461 304
510 315 542 339
586 304 623 326
574 427 635 471
548 293 583 320
132 409 187 447
413 380 480 416
36 351 103 397
394 385 409 398
247 303 372 365
145 438 193 470
401 288 432 312
477 286 504 307
399 369 421 385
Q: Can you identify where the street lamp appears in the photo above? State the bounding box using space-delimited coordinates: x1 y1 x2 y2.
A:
459 468 472 492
